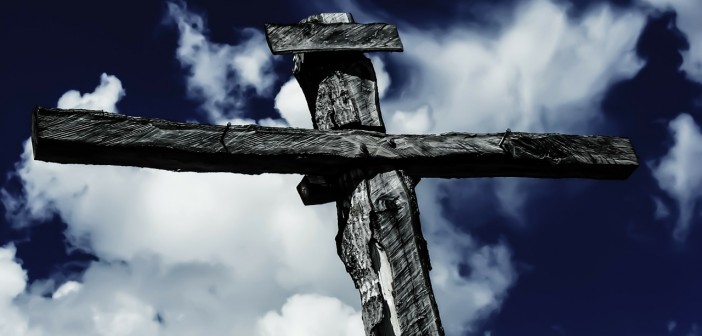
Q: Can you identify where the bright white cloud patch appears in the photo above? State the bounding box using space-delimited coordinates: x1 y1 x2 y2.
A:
369 55 391 99
388 105 434 134
384 0 644 135
651 113 702 241
51 281 82 299
167 2 277 124
56 73 124 112
274 77 312 128
0 245 36 336
257 294 364 336
1 71 357 335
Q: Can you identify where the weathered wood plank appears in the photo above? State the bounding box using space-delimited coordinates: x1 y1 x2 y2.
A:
32 107 638 179
295 52 385 131
265 22 403 54
290 13 423 335
335 170 442 335
289 12 386 132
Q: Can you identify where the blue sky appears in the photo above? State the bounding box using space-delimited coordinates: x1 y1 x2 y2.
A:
1 0 702 335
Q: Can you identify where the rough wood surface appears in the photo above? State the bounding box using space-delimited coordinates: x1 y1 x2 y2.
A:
292 13 442 335
295 52 386 132
32 107 638 179
335 170 443 335
291 13 388 133
265 22 403 54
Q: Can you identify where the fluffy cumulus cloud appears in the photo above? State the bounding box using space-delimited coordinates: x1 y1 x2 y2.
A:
3 70 359 334
375 0 648 224
383 0 645 135
167 2 278 124
0 246 37 336
651 114 702 241
257 294 363 336
274 77 312 128
55 73 125 112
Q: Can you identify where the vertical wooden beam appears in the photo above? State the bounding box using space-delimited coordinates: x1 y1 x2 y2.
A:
293 13 444 335
292 14 386 132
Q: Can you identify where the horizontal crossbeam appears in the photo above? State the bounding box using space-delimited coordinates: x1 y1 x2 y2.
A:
265 22 403 54
33 107 638 179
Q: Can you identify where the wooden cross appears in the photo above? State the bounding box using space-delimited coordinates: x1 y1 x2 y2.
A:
31 13 637 336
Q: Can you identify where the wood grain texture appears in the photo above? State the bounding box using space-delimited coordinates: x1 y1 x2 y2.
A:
296 52 385 131
32 107 639 179
335 170 442 335
265 22 403 54
292 14 441 335
292 14 386 132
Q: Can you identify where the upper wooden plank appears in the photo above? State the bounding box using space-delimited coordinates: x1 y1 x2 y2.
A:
32 107 638 179
291 13 386 132
265 22 403 54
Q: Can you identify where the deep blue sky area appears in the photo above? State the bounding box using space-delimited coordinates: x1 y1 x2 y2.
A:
1 1 701 335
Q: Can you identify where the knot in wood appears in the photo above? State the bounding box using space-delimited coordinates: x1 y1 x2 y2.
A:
385 138 396 148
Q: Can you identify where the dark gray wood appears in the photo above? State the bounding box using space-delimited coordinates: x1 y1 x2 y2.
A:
291 13 384 208
264 23 403 54
293 13 440 336
334 170 443 335
288 12 388 132
294 52 386 132
32 107 638 179
297 175 339 205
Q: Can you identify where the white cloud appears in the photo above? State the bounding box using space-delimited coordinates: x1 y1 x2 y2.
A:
0 245 37 336
643 0 702 81
377 0 646 227
257 294 364 336
651 113 702 241
383 0 644 135
274 77 312 128
51 281 82 300
2 71 358 335
388 105 433 134
56 73 125 112
166 2 278 124
5 140 358 335
369 55 391 99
